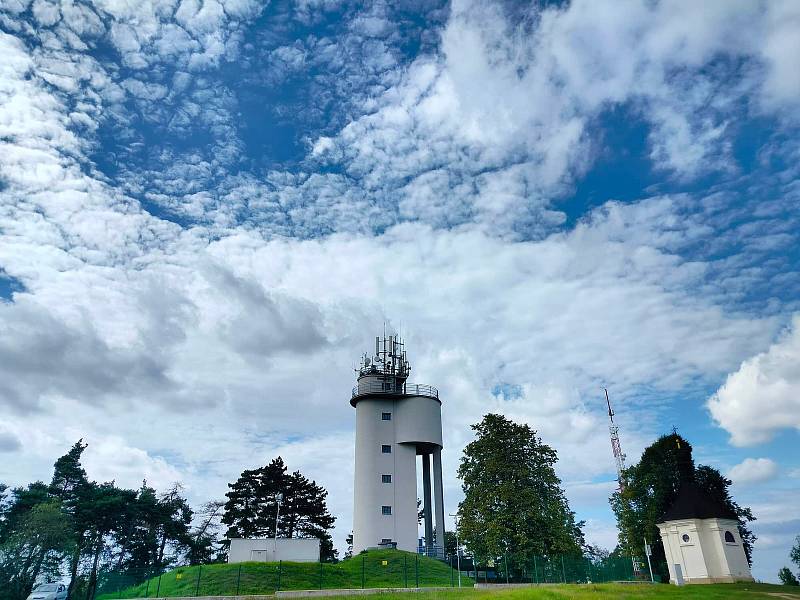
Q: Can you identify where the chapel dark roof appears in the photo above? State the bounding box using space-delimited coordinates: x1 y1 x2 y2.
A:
661 482 738 522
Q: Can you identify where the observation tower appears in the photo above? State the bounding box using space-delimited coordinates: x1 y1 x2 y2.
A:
351 334 445 557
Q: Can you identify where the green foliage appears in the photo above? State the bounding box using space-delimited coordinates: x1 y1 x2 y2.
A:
779 566 800 586
187 500 226 565
611 432 756 570
0 440 205 600
0 501 74 600
222 456 337 561
457 414 585 577
792 535 800 570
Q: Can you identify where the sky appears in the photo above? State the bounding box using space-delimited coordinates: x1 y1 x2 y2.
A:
1 0 799 584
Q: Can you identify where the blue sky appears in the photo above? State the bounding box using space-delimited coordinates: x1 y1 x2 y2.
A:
1 0 799 583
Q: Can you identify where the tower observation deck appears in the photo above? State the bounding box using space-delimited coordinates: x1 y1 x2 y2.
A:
351 334 445 557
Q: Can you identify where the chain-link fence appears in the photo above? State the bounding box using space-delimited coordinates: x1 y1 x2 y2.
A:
94 552 468 599
94 552 647 598
467 555 638 584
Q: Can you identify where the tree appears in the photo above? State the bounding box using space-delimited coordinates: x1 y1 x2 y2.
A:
791 535 800 571
0 501 74 600
222 457 338 560
187 500 226 565
344 531 353 559
442 531 458 559
779 566 799 586
457 414 584 577
611 432 756 571
48 441 91 599
81 483 138 600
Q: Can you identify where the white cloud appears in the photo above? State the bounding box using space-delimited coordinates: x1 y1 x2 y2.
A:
708 316 800 446
1 0 799 570
728 458 779 485
82 437 184 491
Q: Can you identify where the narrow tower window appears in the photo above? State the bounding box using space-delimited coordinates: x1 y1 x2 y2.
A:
724 531 736 543
382 474 392 483
381 505 392 515
381 412 392 420
381 444 392 453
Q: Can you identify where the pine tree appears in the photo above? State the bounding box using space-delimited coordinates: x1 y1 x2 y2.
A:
49 441 91 599
222 458 288 539
457 414 584 576
222 457 337 560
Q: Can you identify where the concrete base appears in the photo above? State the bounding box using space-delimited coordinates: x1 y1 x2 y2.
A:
277 587 459 597
672 575 755 585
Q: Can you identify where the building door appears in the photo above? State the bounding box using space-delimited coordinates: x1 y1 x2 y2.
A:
674 564 684 586
251 550 268 561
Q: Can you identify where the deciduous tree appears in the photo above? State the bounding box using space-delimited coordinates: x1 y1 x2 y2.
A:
611 432 756 572
779 566 799 586
457 414 584 576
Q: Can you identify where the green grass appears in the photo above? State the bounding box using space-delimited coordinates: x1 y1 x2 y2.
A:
326 583 800 599
97 549 470 598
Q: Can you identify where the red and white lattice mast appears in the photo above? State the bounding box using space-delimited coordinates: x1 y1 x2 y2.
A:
605 388 642 577
605 388 627 491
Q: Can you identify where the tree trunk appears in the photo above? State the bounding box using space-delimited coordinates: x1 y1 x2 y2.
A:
67 536 84 599
85 540 102 600
30 546 47 590
157 530 167 571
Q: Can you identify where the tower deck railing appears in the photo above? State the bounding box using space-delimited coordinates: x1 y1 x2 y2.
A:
351 382 439 400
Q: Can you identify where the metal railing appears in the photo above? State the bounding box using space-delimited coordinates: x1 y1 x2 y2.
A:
417 545 445 559
351 382 439 400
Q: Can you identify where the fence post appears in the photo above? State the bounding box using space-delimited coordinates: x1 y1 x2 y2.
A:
533 556 538 585
319 560 323 590
277 560 282 592
361 554 365 589
193 564 202 597
236 564 242 596
561 556 566 583
404 554 408 588
415 553 419 588
155 574 162 597
145 574 150 598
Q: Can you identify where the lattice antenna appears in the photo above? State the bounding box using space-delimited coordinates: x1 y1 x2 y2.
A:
357 332 410 380
605 388 627 492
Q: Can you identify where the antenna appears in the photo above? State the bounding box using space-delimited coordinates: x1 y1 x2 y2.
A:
605 389 642 576
605 389 627 492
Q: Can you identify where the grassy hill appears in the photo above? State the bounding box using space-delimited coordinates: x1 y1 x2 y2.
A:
97 549 469 598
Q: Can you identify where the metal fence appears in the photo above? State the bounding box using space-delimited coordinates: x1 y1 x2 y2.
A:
93 552 647 599
93 553 466 599
467 555 639 585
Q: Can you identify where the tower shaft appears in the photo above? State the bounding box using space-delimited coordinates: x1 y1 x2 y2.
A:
351 335 445 557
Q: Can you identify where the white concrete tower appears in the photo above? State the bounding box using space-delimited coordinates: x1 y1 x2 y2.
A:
351 334 445 557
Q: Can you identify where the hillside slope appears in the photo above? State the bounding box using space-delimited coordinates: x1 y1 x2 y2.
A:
97 549 468 598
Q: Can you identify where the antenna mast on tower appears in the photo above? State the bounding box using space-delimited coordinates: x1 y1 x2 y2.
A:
605 388 627 492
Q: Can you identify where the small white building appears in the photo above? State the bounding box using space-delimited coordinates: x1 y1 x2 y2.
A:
227 538 320 563
657 484 753 585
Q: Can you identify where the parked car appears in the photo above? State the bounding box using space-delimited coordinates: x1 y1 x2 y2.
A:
26 582 68 600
